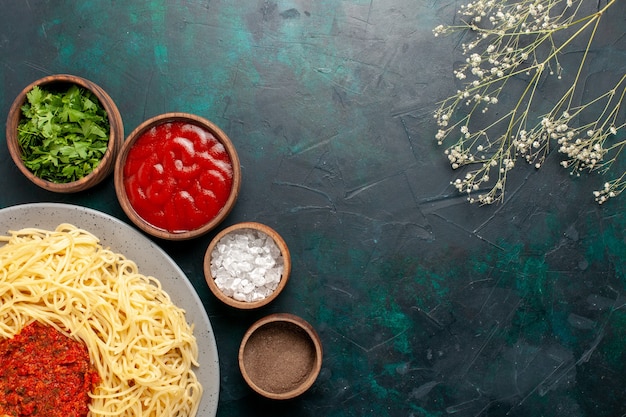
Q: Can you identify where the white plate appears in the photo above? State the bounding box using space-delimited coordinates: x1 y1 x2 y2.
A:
0 202 219 417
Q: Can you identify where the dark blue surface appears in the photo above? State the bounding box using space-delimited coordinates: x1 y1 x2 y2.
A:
1 1 625 416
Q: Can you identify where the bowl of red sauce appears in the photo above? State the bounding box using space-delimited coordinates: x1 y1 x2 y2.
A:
114 112 241 240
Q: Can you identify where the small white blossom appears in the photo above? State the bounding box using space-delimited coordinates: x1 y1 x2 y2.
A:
432 0 624 205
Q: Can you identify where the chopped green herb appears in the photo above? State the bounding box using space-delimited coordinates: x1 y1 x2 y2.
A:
17 84 110 183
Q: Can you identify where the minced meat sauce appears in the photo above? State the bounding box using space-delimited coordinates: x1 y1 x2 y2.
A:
0 321 99 417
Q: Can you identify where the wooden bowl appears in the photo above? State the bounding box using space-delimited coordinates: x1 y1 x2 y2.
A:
239 313 323 400
204 222 291 309
114 112 241 241
5 74 123 193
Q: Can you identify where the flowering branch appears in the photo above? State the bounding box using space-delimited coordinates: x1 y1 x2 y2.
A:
433 0 625 204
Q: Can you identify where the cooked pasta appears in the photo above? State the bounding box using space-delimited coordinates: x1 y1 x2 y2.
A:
0 224 202 417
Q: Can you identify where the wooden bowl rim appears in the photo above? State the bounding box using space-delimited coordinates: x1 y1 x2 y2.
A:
203 222 291 309
238 313 323 400
5 74 123 193
114 112 241 241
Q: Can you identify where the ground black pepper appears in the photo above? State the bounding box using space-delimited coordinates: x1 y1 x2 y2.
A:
242 322 316 394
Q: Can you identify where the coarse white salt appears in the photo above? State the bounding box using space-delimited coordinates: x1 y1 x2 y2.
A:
210 228 284 302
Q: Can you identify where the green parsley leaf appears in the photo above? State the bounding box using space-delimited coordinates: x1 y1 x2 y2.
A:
17 84 111 183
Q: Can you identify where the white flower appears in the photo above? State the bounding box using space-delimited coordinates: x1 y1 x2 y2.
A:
432 0 624 205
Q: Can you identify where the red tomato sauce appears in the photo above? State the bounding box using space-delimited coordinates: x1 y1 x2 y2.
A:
0 321 100 417
123 121 234 233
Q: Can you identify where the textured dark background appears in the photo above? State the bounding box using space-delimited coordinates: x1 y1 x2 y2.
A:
1 1 625 416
